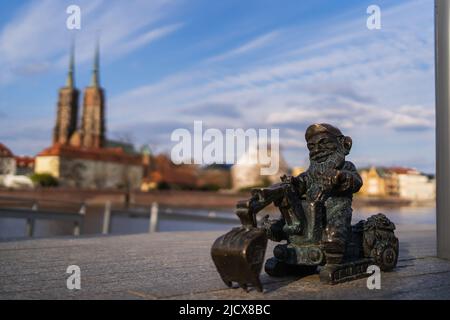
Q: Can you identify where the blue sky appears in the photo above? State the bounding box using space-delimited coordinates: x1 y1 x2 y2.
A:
0 0 436 173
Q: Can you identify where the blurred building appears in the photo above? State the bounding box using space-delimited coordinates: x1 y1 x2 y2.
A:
197 164 232 190
36 145 142 189
359 166 389 196
231 144 289 190
35 44 143 189
359 166 435 200
0 144 34 189
105 140 137 154
141 145 152 181
391 167 435 201
291 166 305 177
15 156 35 176
141 154 198 191
0 143 16 175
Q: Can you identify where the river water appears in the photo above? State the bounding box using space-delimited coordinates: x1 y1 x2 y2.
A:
0 205 436 241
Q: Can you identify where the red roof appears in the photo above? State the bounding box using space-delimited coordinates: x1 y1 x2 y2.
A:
37 144 142 166
15 156 35 168
386 167 417 174
0 143 14 158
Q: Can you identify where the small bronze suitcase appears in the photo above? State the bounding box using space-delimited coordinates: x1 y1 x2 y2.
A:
211 226 268 292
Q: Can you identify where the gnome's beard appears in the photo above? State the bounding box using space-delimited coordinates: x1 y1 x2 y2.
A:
309 146 346 177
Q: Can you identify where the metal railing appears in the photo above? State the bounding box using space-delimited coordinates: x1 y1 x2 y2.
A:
0 196 239 238
101 201 239 235
0 203 86 237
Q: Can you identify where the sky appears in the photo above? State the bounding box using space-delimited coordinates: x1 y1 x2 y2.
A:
0 0 436 173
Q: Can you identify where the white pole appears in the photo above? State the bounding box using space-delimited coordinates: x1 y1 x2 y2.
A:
149 202 159 233
435 0 450 259
102 201 111 235
26 201 38 237
79 202 86 215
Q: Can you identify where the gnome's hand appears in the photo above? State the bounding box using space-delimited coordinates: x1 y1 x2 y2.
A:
333 170 347 185
322 169 340 190
334 170 354 192
292 174 307 195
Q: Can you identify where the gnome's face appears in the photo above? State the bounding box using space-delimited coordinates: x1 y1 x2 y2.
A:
307 132 339 163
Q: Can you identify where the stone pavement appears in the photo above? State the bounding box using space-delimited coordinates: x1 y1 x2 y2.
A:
0 227 448 299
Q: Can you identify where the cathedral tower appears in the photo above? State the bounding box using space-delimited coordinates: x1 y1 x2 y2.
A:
80 42 106 149
53 44 79 145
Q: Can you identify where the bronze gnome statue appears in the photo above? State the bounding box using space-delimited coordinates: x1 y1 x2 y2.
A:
211 123 399 292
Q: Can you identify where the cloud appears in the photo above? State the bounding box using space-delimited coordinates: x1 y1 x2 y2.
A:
12 62 51 76
109 120 190 153
111 1 433 118
207 31 280 62
106 0 434 170
0 117 52 155
0 0 436 172
0 0 183 84
387 106 434 131
302 82 375 104
186 102 241 118
115 23 183 57
266 103 434 132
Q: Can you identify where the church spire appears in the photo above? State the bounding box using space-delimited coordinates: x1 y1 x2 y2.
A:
54 40 79 146
81 38 105 149
66 42 75 88
91 40 100 87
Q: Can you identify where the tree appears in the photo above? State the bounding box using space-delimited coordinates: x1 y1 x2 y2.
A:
30 173 59 187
